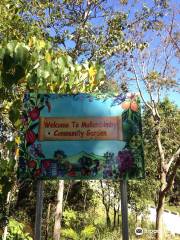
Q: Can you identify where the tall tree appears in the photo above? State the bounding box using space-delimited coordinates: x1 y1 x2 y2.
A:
0 0 168 61
143 99 179 240
116 25 180 238
100 180 112 228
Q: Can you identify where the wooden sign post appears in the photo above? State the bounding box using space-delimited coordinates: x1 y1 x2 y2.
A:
34 180 44 240
121 180 129 240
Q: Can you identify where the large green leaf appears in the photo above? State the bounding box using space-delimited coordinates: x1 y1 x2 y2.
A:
8 100 21 124
14 43 30 66
7 41 17 56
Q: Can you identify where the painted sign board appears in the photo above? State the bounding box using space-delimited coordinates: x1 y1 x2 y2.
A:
18 93 144 180
39 116 122 141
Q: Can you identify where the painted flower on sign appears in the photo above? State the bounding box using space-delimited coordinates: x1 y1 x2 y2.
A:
29 144 45 158
42 160 51 169
116 150 134 174
27 160 36 169
34 168 42 177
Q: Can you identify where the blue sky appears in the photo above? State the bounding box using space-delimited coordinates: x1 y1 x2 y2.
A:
107 0 180 106
48 0 179 106
129 83 180 107
165 91 179 107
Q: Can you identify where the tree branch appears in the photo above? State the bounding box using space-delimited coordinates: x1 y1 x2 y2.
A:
166 10 180 54
73 0 92 56
156 129 165 169
167 147 180 171
131 57 153 110
163 155 180 195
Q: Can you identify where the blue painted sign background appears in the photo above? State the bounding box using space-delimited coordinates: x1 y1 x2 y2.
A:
18 93 144 180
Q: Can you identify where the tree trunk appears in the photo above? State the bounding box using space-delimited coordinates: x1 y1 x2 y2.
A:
53 180 64 240
34 180 44 240
113 207 117 229
100 181 111 228
155 167 167 240
117 206 120 226
156 192 165 240
106 207 111 228
155 127 166 240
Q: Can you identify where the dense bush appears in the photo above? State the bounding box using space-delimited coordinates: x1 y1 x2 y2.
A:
6 218 32 240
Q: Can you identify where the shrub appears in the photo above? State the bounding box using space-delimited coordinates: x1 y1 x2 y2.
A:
61 228 79 240
6 218 32 240
81 225 96 239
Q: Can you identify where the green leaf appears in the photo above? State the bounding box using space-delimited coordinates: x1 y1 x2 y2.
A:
7 41 17 55
81 225 96 239
75 64 82 71
95 66 105 82
8 100 21 124
61 228 78 240
0 47 5 60
62 67 70 76
14 43 30 66
57 56 67 69
66 55 73 65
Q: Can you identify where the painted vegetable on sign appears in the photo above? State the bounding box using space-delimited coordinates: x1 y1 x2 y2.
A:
28 107 40 121
18 93 144 180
